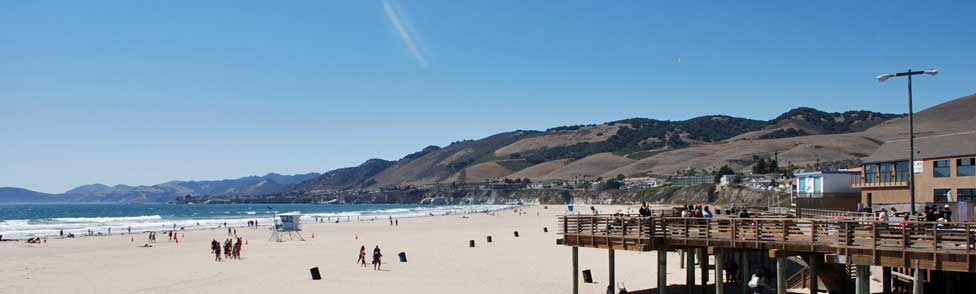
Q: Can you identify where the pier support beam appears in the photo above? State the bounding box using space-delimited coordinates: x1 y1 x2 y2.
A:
738 253 750 294
913 261 924 294
609 249 616 290
659 250 668 294
714 251 724 294
776 256 787 294
809 254 819 294
700 249 709 294
882 267 891 294
687 249 695 294
572 246 579 294
855 265 870 294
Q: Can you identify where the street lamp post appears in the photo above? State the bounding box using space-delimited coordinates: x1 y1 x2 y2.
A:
877 69 938 215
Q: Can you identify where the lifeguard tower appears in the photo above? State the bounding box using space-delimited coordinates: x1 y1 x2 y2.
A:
270 211 305 242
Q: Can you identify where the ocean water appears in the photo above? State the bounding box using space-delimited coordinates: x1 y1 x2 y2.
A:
0 203 512 239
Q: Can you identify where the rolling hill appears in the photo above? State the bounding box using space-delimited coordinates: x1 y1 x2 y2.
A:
286 93 973 190
0 172 320 203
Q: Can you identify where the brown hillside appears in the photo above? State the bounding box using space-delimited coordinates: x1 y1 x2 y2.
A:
863 93 976 141
369 131 536 186
443 161 514 183
605 133 882 176
541 152 635 180
494 124 622 157
506 159 571 180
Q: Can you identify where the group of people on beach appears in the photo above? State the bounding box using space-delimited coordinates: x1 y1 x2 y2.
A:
211 237 243 261
357 245 384 270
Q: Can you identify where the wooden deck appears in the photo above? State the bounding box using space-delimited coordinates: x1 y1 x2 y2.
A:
558 214 976 272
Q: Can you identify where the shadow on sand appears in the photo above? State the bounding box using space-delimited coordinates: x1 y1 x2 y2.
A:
623 283 744 294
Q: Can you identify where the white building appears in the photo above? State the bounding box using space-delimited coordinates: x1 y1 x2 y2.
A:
792 171 861 210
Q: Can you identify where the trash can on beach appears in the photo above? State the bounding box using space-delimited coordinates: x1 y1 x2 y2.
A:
310 267 322 280
398 252 407 262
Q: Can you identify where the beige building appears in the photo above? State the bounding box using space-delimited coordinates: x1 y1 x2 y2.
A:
853 132 976 217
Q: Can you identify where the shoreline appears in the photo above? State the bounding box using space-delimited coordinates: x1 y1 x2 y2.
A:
0 203 519 241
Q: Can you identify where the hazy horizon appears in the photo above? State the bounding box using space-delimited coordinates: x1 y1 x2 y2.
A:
3 1 975 193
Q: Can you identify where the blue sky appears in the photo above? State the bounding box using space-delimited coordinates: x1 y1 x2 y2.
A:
2 1 974 193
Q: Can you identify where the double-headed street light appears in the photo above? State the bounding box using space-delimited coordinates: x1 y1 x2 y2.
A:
876 69 939 215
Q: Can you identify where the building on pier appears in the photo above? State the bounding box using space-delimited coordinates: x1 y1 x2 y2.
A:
854 132 976 219
792 170 861 211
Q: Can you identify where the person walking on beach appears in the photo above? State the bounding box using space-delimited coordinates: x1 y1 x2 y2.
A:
372 245 383 270
224 239 232 259
211 239 222 261
233 237 242 259
357 245 367 267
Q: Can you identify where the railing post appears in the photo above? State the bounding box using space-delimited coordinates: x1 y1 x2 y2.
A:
563 215 569 235
967 224 972 272
933 223 939 268
811 220 817 252
731 219 737 248
706 218 711 246
872 222 878 264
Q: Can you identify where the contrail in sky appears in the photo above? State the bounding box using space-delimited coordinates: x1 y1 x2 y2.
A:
382 0 427 67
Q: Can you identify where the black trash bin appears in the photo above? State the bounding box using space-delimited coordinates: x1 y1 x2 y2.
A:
398 252 407 262
582 269 593 283
469 240 475 247
487 236 492 243
514 231 520 238
310 267 322 280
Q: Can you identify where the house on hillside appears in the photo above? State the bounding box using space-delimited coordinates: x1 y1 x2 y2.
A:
853 132 976 219
718 174 736 187
792 171 861 210
623 177 664 189
671 175 712 186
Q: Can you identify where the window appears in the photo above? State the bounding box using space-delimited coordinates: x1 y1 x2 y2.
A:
798 177 806 193
958 189 976 202
934 160 951 178
879 163 893 182
864 164 877 183
813 177 822 193
958 158 975 177
895 161 909 181
935 189 951 202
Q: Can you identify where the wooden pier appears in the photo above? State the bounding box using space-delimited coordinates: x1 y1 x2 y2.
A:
557 212 976 294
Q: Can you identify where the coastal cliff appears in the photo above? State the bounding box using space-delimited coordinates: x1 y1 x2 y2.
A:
172 184 778 207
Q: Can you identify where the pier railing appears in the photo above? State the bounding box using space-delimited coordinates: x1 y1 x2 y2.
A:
559 214 976 272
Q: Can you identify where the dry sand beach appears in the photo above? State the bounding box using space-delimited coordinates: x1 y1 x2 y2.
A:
1 205 880 294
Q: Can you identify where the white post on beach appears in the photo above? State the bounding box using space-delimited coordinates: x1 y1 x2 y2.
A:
658 250 668 294
572 246 579 294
